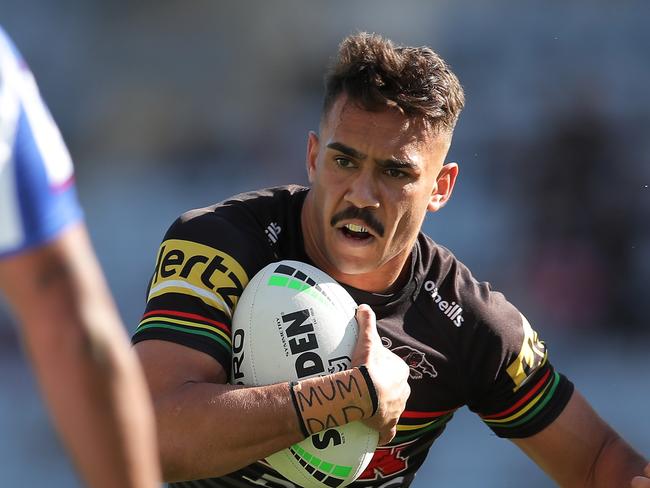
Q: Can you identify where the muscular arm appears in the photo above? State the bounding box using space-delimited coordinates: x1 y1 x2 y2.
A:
136 304 409 482
513 389 647 487
0 223 160 488
136 339 305 481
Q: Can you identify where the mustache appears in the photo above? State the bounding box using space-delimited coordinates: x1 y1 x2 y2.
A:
330 207 385 237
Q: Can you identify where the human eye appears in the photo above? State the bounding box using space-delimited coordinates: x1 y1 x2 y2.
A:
334 156 356 169
384 167 408 179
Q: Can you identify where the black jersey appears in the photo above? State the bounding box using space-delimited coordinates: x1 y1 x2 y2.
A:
133 185 573 488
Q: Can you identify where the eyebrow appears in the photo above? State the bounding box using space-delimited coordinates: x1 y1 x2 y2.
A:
376 157 419 170
326 142 419 170
326 142 366 160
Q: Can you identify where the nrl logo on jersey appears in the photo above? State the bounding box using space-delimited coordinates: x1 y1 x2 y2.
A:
423 280 464 327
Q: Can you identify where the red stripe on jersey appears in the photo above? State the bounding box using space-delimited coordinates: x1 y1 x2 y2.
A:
52 175 76 193
481 368 551 420
401 408 457 419
143 309 230 333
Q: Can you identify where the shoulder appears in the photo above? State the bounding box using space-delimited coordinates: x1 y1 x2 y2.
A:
152 185 308 293
417 234 522 337
419 236 549 387
0 27 82 259
168 184 308 243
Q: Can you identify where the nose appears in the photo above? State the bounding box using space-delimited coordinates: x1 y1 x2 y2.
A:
344 169 380 209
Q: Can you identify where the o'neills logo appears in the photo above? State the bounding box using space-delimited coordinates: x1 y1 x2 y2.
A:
424 280 464 327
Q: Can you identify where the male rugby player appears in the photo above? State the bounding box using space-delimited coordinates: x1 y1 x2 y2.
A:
134 33 650 487
0 27 159 487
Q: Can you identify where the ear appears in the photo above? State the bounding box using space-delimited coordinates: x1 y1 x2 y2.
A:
306 131 320 183
427 163 459 212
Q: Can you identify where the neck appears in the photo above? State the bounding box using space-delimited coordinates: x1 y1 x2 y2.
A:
327 252 413 294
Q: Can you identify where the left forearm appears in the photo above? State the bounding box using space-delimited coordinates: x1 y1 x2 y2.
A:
26 321 160 488
513 389 647 488
587 433 647 488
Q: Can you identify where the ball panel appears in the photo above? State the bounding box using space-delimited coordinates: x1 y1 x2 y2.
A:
267 421 377 488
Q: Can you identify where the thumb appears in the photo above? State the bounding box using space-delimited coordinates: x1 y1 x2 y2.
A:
355 304 378 342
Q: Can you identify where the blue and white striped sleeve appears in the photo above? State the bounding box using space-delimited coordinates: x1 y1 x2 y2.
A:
0 27 83 259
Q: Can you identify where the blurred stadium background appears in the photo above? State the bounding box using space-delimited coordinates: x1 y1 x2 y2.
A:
1 1 648 486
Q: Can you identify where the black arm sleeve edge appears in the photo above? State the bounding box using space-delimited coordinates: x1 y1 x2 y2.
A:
132 328 231 377
493 373 575 440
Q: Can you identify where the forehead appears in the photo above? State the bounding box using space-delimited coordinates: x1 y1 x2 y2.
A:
320 95 449 163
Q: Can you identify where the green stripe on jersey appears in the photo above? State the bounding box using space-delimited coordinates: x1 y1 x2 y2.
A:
135 322 230 351
491 372 561 429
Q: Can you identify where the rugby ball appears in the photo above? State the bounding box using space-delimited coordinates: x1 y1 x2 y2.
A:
230 260 378 488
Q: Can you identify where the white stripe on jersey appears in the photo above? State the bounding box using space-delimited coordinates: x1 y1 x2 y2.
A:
18 59 73 187
0 31 23 251
148 280 234 319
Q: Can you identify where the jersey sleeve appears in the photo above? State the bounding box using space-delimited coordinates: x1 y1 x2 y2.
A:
131 204 272 376
461 281 574 439
0 27 82 258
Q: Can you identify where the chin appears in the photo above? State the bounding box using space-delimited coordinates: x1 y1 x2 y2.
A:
329 254 379 276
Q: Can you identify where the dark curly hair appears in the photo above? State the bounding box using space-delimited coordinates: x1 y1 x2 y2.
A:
323 32 465 133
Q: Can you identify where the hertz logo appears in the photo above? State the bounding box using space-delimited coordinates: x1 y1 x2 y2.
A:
149 239 249 318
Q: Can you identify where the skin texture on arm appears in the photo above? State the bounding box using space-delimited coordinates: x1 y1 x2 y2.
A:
632 464 650 488
136 339 305 482
0 223 160 488
135 304 410 482
513 389 648 487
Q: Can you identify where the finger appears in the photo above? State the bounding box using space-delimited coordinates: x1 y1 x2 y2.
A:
631 476 650 488
355 304 378 340
645 463 650 477
378 426 397 446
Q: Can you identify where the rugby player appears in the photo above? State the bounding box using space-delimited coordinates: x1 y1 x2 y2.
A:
133 32 650 487
0 27 160 487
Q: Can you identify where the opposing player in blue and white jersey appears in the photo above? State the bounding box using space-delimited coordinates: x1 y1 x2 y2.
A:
0 26 160 488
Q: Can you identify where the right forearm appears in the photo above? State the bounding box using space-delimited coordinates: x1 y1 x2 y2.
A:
141 304 411 482
157 380 305 481
156 366 377 482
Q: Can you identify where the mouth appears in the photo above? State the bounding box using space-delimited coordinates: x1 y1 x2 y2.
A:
338 223 375 241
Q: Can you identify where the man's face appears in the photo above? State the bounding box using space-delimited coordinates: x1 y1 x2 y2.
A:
303 94 457 288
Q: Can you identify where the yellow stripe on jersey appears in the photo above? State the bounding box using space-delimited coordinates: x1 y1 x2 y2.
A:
139 315 232 346
397 419 440 432
480 375 554 424
148 280 234 318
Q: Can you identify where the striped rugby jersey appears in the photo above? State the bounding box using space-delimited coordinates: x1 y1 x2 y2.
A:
133 185 574 488
0 27 82 258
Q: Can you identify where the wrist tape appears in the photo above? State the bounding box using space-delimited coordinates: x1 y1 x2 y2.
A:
289 365 378 437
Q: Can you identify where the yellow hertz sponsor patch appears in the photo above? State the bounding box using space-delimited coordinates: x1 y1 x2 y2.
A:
506 313 547 392
148 239 249 318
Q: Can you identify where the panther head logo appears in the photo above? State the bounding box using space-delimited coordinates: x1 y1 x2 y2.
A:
391 345 438 380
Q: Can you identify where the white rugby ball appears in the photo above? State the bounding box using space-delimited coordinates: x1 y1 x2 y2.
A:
230 260 378 488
